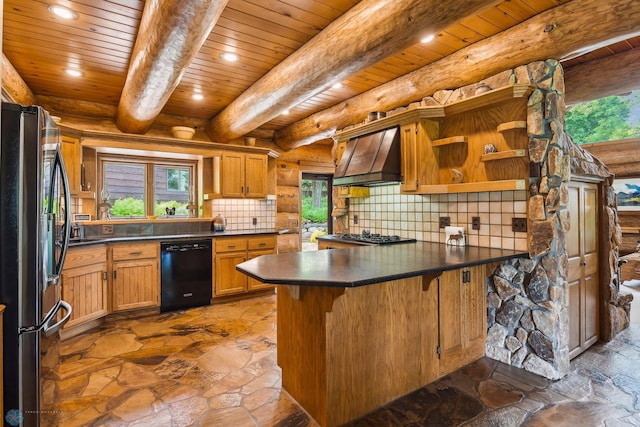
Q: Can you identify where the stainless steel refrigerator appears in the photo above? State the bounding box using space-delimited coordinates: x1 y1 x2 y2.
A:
0 102 72 427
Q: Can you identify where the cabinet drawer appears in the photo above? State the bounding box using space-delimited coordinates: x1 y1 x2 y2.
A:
248 236 276 251
112 243 158 261
215 238 248 253
65 245 107 269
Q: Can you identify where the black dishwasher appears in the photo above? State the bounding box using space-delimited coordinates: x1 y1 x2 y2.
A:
160 240 212 312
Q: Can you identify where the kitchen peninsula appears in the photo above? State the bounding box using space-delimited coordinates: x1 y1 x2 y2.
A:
237 242 527 426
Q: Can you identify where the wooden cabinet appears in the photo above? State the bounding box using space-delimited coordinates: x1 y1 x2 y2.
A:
567 181 599 359
438 265 487 375
221 152 268 198
620 252 640 282
111 242 159 311
61 133 82 195
214 235 276 296
61 245 108 328
334 84 533 194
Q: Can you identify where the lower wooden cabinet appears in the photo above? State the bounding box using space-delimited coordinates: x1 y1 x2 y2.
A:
111 242 159 311
61 245 108 328
214 235 276 296
438 265 487 376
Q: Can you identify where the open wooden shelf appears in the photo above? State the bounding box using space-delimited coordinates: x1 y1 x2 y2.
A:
443 84 535 116
480 149 528 162
419 179 527 194
432 136 468 147
497 121 527 132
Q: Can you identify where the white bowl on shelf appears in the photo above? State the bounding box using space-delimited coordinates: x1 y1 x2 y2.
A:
171 126 195 140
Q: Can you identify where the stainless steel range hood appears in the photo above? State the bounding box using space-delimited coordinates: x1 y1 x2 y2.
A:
333 127 401 186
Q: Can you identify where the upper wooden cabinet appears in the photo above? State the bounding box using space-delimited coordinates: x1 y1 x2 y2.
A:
61 134 81 195
335 85 534 194
220 152 268 198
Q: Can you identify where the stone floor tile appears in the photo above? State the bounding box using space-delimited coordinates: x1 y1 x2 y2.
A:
51 297 640 427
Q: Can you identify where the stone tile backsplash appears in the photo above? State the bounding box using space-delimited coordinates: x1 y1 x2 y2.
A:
348 184 528 250
211 198 276 230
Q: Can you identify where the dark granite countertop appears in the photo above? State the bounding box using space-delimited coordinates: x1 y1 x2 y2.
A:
237 241 528 287
69 228 278 247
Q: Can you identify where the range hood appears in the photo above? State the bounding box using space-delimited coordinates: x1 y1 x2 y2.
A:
333 127 401 186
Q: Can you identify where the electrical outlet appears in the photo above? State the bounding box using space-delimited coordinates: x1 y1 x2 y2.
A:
439 216 451 228
512 217 528 233
101 224 114 235
252 217 257 226
472 216 481 230
354 215 359 224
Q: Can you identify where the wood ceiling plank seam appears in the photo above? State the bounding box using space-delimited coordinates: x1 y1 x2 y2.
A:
5 60 127 82
496 0 539 21
220 7 320 41
278 0 357 20
195 44 285 68
183 60 270 82
4 38 132 64
444 23 487 44
2 17 137 45
458 15 503 37
215 17 307 50
205 33 292 60
70 0 145 14
477 7 520 29
3 3 141 35
419 38 459 57
364 62 416 79
434 31 477 51
206 31 295 57
239 0 335 28
4 52 127 75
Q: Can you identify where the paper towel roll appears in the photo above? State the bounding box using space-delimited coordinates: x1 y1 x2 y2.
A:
445 226 465 246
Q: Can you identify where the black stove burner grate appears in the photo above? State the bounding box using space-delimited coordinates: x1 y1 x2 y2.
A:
338 231 416 245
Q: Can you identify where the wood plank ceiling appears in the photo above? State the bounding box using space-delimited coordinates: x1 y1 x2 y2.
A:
2 0 639 148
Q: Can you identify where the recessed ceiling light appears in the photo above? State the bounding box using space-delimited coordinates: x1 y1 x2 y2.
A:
220 52 239 62
420 34 435 44
332 82 343 89
65 68 83 77
281 110 290 116
192 93 204 101
49 4 78 20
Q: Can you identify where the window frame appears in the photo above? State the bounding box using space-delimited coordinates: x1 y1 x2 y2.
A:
98 154 198 218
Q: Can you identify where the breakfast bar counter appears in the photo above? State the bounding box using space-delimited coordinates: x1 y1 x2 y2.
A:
237 243 527 426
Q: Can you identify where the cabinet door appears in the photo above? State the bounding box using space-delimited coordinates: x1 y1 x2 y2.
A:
61 263 108 328
247 249 275 291
438 266 486 376
400 123 419 192
112 259 159 311
215 252 247 295
61 134 81 194
221 153 245 197
245 154 268 198
567 182 599 359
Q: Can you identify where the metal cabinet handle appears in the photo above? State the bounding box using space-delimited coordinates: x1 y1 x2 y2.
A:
103 271 108 281
228 245 236 249
581 261 587 266
259 243 266 247
113 270 117 279
129 251 142 255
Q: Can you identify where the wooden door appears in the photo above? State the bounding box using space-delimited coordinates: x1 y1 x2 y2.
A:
221 152 245 197
245 154 268 198
215 252 247 295
400 123 418 192
438 265 486 376
61 263 108 328
112 259 159 311
567 181 599 359
60 135 81 194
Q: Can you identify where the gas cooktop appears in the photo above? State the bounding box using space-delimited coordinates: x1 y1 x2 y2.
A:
337 231 416 245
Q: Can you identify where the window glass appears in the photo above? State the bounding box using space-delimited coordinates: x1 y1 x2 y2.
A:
566 91 640 144
154 166 191 216
103 162 146 218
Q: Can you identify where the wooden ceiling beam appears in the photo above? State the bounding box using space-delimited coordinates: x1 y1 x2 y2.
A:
2 54 36 106
565 48 640 105
115 0 229 134
275 0 640 150
206 0 505 143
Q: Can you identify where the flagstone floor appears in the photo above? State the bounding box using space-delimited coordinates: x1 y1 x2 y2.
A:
48 293 640 426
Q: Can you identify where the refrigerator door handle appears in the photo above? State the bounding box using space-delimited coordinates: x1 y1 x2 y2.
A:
18 299 72 336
